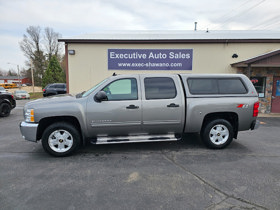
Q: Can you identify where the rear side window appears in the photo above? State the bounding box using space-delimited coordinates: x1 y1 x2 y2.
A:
187 79 218 94
144 77 177 100
56 84 65 89
188 78 247 95
218 79 247 94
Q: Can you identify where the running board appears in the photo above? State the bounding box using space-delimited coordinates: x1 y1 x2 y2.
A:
92 134 180 145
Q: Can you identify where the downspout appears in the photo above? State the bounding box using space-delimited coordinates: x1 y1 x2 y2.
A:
65 43 69 93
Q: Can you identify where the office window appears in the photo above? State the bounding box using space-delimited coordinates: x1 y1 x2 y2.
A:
251 77 266 98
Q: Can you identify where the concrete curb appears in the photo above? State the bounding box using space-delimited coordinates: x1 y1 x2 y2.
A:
258 113 280 118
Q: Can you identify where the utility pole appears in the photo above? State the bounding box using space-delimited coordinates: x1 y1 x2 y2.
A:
17 65 21 89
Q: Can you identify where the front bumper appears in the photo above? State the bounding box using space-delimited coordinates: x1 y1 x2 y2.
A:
11 99 16 109
19 121 39 142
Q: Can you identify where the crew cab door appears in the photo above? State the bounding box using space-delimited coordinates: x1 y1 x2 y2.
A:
140 75 185 135
86 75 142 137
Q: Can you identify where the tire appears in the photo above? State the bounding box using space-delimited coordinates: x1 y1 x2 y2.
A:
0 103 11 117
42 122 81 157
201 119 234 149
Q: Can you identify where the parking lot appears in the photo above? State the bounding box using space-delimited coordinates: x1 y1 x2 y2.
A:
0 100 280 210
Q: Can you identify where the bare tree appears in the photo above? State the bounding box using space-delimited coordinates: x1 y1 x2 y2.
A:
44 27 62 61
19 26 45 85
0 69 5 76
19 26 63 86
19 26 42 60
7 69 17 76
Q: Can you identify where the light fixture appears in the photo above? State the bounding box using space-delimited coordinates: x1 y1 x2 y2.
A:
68 50 75 55
232 53 238 58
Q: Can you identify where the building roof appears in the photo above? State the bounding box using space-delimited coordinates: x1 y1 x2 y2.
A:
0 76 26 80
231 49 280 68
59 30 280 44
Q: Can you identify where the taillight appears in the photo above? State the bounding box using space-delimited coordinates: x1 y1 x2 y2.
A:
43 89 45 92
253 102 259 117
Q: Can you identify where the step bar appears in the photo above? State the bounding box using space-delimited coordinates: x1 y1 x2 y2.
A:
92 134 180 145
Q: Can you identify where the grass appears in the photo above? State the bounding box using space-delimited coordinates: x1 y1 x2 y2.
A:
29 92 43 99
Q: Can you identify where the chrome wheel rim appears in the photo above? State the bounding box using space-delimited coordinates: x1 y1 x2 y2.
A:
48 129 73 153
209 124 229 145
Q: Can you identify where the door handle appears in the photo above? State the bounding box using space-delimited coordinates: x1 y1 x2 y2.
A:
167 103 179 108
126 105 139 109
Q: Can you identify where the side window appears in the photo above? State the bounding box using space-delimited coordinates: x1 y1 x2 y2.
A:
56 84 65 89
188 78 247 94
102 78 138 101
144 77 177 100
188 79 218 94
218 79 247 94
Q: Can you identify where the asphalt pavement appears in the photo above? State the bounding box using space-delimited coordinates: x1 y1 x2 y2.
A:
0 100 279 210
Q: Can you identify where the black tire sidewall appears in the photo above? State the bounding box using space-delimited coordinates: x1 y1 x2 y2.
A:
42 122 81 157
201 119 234 149
0 103 11 117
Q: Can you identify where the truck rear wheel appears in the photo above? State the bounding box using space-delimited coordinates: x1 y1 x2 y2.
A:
42 122 81 157
201 119 233 149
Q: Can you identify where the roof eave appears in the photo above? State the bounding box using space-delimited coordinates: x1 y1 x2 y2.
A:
232 63 280 68
231 49 280 68
58 38 280 44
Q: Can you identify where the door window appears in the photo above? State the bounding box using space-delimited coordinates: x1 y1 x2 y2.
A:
144 77 177 100
102 78 138 101
276 80 280 96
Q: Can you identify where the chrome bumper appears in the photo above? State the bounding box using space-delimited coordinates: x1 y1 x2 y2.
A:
19 121 39 142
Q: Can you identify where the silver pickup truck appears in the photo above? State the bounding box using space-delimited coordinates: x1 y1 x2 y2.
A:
20 74 259 157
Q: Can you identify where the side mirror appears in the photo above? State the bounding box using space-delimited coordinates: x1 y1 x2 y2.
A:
94 91 108 102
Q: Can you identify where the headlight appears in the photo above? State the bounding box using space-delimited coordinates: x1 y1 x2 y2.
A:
25 109 35 122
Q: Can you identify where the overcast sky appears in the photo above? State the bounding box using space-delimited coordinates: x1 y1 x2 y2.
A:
1 0 280 72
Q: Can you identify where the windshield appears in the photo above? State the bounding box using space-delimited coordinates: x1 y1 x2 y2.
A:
80 78 108 98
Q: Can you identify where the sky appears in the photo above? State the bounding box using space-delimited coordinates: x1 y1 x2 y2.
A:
1 0 280 72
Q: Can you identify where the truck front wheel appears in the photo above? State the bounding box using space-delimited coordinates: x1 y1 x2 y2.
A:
42 122 81 157
201 119 234 149
0 103 11 117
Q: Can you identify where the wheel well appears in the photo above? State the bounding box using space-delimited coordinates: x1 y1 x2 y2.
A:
37 116 82 140
201 112 239 139
0 98 11 105
0 100 11 106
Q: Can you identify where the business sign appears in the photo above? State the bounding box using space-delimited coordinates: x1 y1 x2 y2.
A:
108 49 193 70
